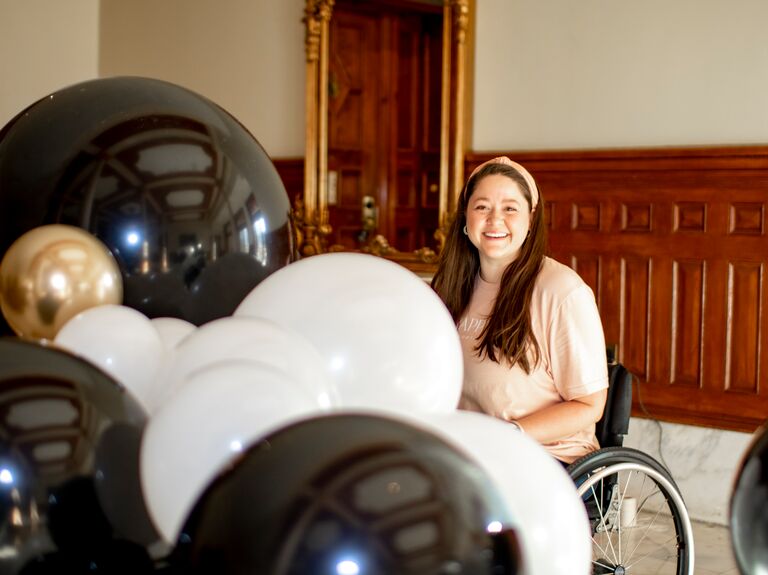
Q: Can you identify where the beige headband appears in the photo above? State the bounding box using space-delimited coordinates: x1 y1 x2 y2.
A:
468 156 539 210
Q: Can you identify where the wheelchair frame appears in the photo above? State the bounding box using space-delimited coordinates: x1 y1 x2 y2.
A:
565 361 695 575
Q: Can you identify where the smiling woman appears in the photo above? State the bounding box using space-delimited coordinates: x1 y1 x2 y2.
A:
431 156 609 465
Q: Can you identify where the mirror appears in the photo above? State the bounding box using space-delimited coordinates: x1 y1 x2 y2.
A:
299 0 470 277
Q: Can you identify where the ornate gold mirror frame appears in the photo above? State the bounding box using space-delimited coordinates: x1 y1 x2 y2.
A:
299 0 470 275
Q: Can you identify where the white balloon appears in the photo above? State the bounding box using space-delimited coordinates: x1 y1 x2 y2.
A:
235 253 462 414
150 315 337 412
151 317 196 350
411 410 592 575
141 360 321 542
54 304 162 412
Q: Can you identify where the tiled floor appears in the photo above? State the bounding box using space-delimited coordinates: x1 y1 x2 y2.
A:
594 512 739 575
689 519 739 575
596 516 738 574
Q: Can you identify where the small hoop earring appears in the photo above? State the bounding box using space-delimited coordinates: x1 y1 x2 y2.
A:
463 225 468 235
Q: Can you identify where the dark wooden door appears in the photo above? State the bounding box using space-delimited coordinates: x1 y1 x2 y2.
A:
327 2 442 252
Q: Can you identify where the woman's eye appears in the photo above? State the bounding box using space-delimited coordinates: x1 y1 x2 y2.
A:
506 206 518 213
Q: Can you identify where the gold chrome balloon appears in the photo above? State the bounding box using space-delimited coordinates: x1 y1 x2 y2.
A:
0 225 123 341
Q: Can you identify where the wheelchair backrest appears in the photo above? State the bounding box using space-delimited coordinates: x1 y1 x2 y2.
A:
595 362 633 448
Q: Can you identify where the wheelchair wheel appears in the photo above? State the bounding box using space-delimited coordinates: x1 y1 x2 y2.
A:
567 447 694 575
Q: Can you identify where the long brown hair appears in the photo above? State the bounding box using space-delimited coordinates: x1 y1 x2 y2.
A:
431 162 547 373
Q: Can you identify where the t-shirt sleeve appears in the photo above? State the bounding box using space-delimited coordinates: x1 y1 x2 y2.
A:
548 284 609 400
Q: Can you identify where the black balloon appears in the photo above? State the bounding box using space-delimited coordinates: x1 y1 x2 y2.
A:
731 421 768 575
0 338 163 573
172 413 522 575
0 76 294 335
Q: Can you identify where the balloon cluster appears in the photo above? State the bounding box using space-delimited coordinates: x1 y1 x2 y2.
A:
0 75 293 336
0 77 593 574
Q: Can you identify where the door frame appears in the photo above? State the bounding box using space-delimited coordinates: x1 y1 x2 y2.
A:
299 0 471 275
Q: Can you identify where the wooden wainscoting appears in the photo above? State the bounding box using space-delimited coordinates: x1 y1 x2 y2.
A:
278 150 768 432
468 147 768 432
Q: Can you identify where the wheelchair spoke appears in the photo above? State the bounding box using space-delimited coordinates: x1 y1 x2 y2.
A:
620 471 663 564
625 508 666 566
589 475 620 566
614 468 638 563
591 556 615 572
574 457 694 575
619 472 655 561
625 495 669 565
590 533 614 566
599 469 636 568
625 532 683 572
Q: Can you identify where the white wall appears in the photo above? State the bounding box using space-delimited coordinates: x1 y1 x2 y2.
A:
0 0 99 127
98 0 306 158
7 1 768 155
473 0 768 151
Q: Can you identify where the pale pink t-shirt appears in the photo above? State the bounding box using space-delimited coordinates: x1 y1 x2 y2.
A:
458 257 609 464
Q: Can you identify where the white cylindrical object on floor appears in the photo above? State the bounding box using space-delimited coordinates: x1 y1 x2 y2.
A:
621 496 637 527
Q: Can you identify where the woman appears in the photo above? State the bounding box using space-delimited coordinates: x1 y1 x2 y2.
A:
432 157 608 464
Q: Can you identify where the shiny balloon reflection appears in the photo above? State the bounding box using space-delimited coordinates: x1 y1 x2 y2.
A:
172 413 522 574
0 338 161 573
0 225 122 340
0 76 294 334
731 421 768 575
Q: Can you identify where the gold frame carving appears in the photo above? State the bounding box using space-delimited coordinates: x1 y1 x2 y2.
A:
300 0 470 274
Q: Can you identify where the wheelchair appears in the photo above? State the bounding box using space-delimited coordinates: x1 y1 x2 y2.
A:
565 358 695 575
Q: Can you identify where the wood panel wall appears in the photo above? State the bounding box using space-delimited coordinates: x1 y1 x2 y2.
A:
469 147 768 432
277 147 768 432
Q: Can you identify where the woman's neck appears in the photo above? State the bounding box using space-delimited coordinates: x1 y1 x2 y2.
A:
479 262 506 284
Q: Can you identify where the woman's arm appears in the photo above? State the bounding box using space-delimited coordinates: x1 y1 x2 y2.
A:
514 272 609 444
513 388 607 444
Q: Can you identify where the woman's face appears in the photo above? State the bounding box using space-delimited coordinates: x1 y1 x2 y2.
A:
465 174 532 271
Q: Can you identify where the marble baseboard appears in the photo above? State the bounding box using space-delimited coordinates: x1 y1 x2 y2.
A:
623 417 755 526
